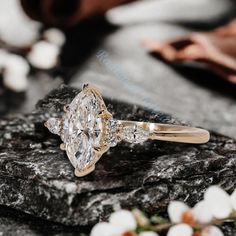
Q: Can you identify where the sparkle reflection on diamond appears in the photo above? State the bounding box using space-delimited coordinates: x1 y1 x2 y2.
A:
45 118 61 135
121 125 149 144
61 88 105 171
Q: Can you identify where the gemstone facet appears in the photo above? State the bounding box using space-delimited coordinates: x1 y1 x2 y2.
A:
60 87 106 171
45 118 61 135
107 119 120 147
121 125 149 144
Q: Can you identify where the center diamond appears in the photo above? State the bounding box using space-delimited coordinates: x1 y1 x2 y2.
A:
61 85 109 172
45 84 150 177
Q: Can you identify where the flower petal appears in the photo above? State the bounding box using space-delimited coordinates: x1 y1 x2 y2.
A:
3 54 29 92
167 224 193 236
192 201 213 224
139 231 159 236
168 201 190 223
0 0 40 47
201 226 224 236
3 73 28 92
43 28 66 47
109 210 137 231
204 186 232 219
90 222 121 236
27 41 59 69
230 189 236 211
5 54 30 75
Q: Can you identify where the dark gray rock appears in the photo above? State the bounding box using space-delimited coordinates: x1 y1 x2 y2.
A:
0 85 236 229
0 205 88 236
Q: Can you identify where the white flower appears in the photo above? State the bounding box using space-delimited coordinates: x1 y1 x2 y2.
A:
90 210 137 236
204 186 232 219
90 222 121 236
167 224 193 236
3 72 28 92
167 201 190 223
192 201 213 224
3 54 29 92
43 28 66 47
139 231 159 236
5 54 30 75
27 41 59 69
230 189 236 211
109 210 137 231
201 226 224 236
0 0 40 47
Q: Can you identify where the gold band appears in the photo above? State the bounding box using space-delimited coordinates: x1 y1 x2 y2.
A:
119 120 210 144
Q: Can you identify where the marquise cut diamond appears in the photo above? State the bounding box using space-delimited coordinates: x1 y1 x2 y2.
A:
121 125 149 144
45 84 152 175
60 87 106 171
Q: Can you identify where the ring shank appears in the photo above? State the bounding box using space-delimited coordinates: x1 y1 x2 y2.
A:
119 120 210 144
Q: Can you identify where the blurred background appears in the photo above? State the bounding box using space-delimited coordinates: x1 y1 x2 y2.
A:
0 0 236 139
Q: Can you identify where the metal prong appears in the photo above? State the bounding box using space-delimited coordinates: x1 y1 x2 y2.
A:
74 165 95 177
64 105 70 112
83 83 89 90
97 109 105 118
60 143 66 150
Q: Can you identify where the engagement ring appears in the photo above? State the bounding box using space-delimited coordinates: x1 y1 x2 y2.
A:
45 84 210 177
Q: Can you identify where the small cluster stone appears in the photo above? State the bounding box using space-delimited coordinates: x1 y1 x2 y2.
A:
45 118 61 135
107 119 120 147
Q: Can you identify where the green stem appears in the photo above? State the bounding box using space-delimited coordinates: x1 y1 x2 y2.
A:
151 223 173 232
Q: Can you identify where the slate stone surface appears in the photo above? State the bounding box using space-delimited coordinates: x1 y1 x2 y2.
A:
0 205 88 236
0 85 236 230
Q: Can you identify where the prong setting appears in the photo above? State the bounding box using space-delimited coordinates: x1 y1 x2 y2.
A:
60 143 66 150
74 165 95 177
45 84 117 176
63 104 70 112
82 83 89 90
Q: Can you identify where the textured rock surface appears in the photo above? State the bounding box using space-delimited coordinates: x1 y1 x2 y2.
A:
0 205 89 236
0 85 236 229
